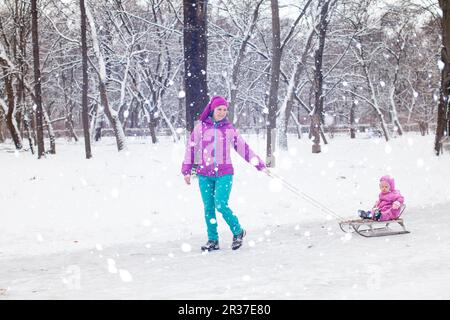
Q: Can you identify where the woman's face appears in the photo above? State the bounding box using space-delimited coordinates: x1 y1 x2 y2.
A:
379 181 390 193
213 105 228 121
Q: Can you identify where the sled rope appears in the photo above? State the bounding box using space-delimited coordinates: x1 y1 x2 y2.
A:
269 172 346 221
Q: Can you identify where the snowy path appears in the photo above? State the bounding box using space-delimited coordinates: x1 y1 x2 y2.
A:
1 202 449 299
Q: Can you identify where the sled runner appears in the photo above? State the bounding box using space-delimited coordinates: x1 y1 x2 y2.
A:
339 205 410 237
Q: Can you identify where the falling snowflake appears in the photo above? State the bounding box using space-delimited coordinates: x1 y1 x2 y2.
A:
417 158 424 168
107 259 117 274
384 144 392 154
119 269 133 282
181 243 192 253
242 275 251 282
36 234 44 242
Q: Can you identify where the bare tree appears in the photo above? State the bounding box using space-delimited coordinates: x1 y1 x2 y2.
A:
266 0 281 167
311 0 333 153
31 0 45 158
85 3 126 151
80 0 92 159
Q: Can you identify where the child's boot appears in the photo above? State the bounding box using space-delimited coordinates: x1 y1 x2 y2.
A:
358 210 372 219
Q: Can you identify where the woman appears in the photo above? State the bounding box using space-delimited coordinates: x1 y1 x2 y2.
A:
181 96 270 251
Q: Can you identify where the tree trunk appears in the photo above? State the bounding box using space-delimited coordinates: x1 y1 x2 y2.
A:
0 104 5 143
23 115 34 154
85 4 126 151
145 103 158 144
99 81 126 151
43 108 56 154
31 0 45 158
266 0 281 167
435 0 450 155
183 0 208 133
80 0 92 158
350 93 356 139
359 50 390 142
3 73 23 149
389 60 404 136
278 28 315 151
311 0 331 154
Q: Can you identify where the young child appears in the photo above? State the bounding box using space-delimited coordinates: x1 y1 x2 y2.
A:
358 175 405 221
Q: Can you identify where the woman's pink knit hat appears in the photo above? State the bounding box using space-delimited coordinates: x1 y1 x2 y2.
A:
198 96 229 121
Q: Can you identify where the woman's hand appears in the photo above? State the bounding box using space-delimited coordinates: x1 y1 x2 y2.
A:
184 175 191 185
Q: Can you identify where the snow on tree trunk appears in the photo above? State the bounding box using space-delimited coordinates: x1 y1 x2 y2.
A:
311 0 331 154
350 92 356 139
23 115 34 154
4 76 23 149
42 108 56 154
0 44 23 149
151 95 179 142
0 98 8 143
266 0 281 167
80 0 92 158
389 86 404 136
278 63 298 151
359 49 390 142
31 0 46 158
85 4 126 152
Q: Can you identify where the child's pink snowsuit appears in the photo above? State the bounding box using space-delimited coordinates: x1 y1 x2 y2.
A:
375 176 405 221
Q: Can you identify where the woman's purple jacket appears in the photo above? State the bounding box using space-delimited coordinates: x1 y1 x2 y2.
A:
181 117 266 177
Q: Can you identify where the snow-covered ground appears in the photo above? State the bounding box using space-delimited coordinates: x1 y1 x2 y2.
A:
1 132 450 299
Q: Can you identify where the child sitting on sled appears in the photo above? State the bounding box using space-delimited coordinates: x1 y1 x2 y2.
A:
358 175 405 221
